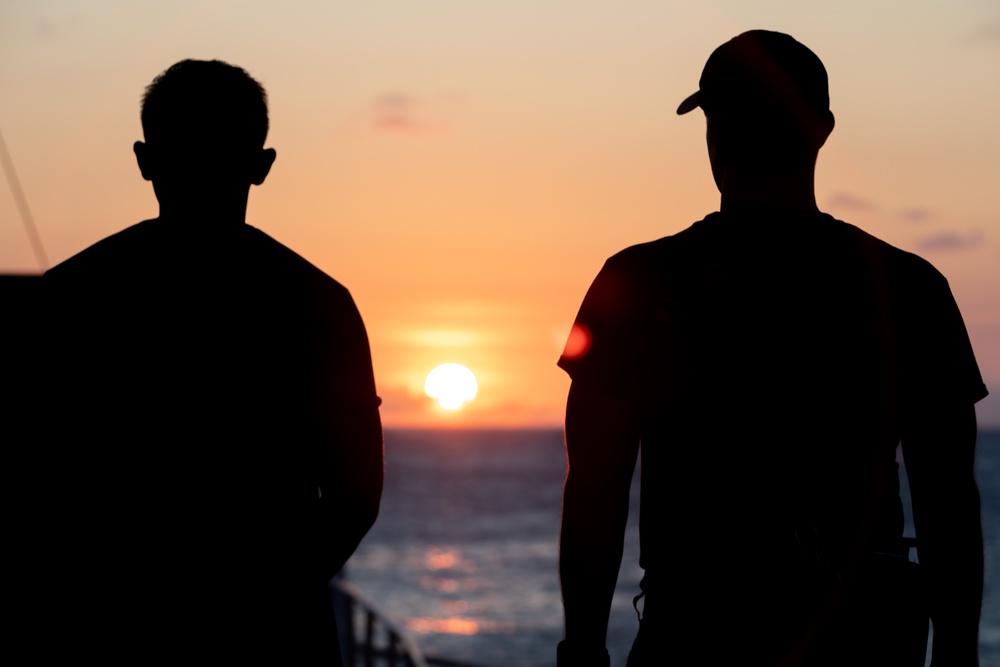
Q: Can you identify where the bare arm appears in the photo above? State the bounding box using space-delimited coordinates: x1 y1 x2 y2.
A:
901 402 982 666
559 381 641 664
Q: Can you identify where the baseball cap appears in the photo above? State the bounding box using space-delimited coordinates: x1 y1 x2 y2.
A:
676 30 829 119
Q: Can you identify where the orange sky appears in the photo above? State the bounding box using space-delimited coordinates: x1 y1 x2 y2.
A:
2 1 999 427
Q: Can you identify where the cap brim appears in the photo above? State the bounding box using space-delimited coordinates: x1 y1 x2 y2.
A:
676 91 701 115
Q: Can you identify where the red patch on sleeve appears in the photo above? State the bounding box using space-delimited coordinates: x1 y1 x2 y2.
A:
562 323 592 359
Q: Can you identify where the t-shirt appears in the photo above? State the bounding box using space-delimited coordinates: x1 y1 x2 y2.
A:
559 209 987 614
43 218 380 662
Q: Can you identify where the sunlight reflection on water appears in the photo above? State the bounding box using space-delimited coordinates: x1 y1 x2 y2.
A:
406 616 517 636
345 429 578 666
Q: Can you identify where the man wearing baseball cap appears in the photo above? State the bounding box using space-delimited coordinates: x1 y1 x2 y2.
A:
558 31 986 666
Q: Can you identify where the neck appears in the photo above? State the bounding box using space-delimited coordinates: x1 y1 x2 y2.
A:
158 205 247 228
155 188 250 228
717 163 819 213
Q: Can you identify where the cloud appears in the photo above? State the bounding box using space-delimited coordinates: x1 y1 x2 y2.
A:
371 92 466 135
967 19 1000 45
372 94 421 132
915 231 984 251
826 192 878 212
374 93 411 110
35 19 54 38
896 207 931 224
827 195 938 225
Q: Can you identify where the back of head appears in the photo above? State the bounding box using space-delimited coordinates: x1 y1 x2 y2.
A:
677 30 833 170
140 60 269 194
141 59 268 152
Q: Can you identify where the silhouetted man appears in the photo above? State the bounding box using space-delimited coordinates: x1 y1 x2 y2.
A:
44 60 383 664
557 31 986 667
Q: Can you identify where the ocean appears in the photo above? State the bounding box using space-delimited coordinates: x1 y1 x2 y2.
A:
344 429 1000 667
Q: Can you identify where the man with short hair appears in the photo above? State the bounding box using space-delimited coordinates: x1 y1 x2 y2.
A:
557 31 986 666
45 60 383 664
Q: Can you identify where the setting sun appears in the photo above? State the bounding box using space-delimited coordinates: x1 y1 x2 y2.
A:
424 364 478 411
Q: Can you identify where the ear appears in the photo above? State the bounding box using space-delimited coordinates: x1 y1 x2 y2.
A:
133 141 155 181
815 110 835 149
250 148 276 186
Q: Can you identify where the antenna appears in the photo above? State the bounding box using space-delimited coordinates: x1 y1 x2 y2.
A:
0 127 49 271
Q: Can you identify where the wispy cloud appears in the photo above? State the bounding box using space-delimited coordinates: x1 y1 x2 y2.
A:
372 94 424 133
897 207 931 224
967 19 1000 45
827 195 938 225
826 192 878 212
371 92 464 135
35 19 54 38
915 231 984 251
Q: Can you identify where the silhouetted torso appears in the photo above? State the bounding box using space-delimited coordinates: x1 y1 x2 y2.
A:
559 208 985 662
44 218 378 662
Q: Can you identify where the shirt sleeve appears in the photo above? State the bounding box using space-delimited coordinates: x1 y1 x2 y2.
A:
558 251 649 401
316 284 382 413
899 262 988 414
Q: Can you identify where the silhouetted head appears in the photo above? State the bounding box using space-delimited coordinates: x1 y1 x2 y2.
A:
134 59 276 219
678 31 835 178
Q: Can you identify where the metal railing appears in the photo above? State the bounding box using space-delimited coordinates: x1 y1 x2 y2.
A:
331 579 489 667
331 578 429 667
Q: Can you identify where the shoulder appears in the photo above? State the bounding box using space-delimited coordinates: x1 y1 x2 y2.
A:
821 214 951 292
558 223 708 390
588 215 724 303
606 217 712 266
824 215 987 402
45 219 164 283
240 227 368 338
565 217 711 345
596 217 713 285
241 226 355 301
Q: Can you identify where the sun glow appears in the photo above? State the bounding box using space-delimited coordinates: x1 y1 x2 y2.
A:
424 363 478 411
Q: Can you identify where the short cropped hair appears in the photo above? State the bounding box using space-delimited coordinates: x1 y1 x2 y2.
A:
140 59 269 149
